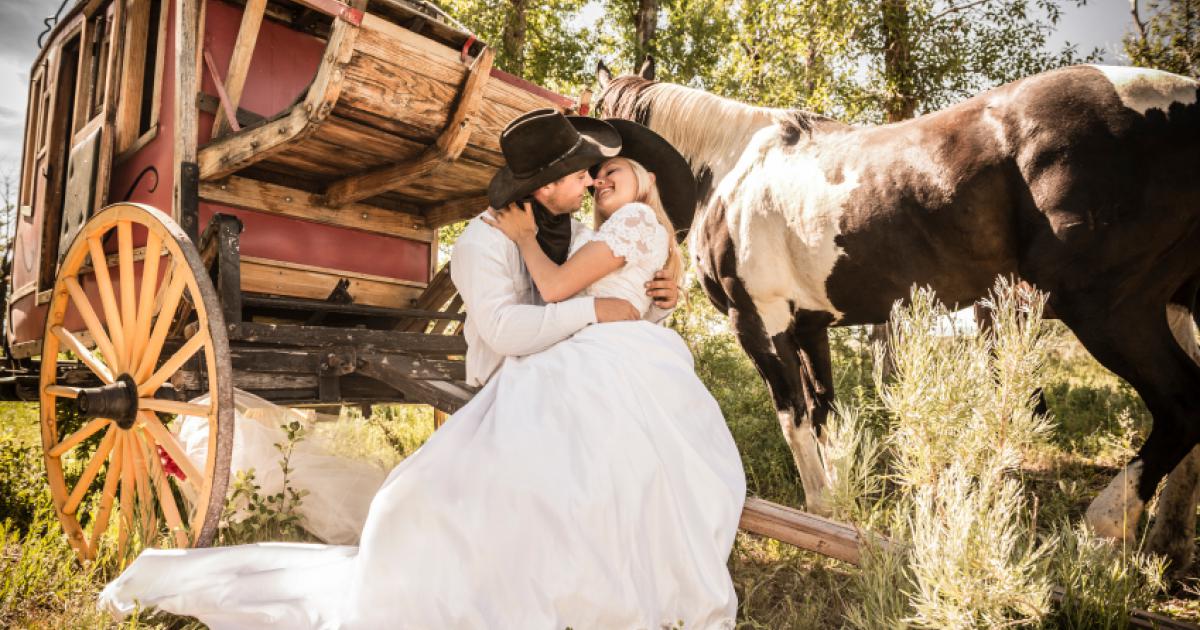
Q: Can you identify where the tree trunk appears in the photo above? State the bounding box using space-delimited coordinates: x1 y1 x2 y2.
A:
881 0 917 122
634 0 659 65
502 0 529 75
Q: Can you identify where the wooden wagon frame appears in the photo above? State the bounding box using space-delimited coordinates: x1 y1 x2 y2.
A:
2 0 941 593
3 0 580 561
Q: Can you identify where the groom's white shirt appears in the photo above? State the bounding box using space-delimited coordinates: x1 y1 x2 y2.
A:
451 210 670 387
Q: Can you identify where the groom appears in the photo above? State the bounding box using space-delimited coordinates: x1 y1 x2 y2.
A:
452 109 680 387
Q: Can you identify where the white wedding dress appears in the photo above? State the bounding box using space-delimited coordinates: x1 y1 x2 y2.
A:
100 202 747 629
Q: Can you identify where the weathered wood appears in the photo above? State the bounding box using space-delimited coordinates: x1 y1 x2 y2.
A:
197 19 358 180
424 194 487 228
198 176 431 240
354 354 472 414
228 321 467 354
239 256 426 310
739 497 871 566
320 45 495 207
197 93 265 127
115 0 151 152
211 0 267 140
323 147 443 207
229 345 465 381
174 0 201 226
199 214 244 325
323 40 492 207
435 47 495 161
241 294 463 321
202 49 241 134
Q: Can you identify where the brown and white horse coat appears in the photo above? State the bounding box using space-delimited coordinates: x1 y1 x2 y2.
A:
598 64 1200 565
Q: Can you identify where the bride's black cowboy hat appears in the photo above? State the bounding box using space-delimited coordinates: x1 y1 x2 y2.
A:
591 119 697 234
487 109 621 210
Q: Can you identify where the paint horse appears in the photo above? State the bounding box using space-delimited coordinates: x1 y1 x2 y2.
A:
597 61 1200 568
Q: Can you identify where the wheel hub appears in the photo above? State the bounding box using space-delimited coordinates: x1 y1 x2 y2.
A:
76 374 139 429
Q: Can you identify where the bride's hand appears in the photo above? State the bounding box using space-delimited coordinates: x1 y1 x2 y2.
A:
482 202 538 244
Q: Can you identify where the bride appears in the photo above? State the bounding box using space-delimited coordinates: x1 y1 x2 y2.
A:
100 117 746 629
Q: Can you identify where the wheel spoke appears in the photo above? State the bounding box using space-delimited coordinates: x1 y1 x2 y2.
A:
130 231 163 376
118 221 137 365
138 398 211 417
129 431 157 540
117 433 136 560
135 268 187 383
64 277 121 375
87 235 126 371
138 412 203 490
51 325 114 384
48 417 110 458
43 384 83 399
88 433 124 551
138 331 208 397
63 426 117 515
144 429 190 548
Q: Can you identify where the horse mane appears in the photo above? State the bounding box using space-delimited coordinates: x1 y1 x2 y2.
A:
611 81 822 174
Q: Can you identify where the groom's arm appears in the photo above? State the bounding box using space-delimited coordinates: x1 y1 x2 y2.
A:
452 238 598 357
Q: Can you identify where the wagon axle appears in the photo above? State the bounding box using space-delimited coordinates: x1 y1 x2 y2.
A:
75 374 139 428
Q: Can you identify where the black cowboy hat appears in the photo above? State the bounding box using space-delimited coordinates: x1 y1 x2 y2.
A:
487 109 621 210
590 119 696 234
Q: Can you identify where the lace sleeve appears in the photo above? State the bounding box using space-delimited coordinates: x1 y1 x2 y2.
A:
591 203 661 266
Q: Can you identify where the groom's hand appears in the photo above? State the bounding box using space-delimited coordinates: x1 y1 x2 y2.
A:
594 298 639 323
645 270 680 309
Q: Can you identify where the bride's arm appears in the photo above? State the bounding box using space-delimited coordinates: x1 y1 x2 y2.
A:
515 238 623 303
484 202 625 302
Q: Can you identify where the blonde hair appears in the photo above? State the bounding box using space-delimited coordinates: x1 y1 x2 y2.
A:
594 157 685 289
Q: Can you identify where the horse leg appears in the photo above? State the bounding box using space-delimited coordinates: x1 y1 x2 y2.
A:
773 320 837 514
728 304 835 515
1060 298 1200 546
1145 295 1200 572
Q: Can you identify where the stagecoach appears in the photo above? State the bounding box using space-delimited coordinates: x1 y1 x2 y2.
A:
2 0 583 561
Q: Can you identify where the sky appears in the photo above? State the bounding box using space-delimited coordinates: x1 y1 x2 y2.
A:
0 0 1133 175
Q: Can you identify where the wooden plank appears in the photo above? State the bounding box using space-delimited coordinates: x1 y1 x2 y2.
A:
738 497 870 566
115 0 150 153
323 147 442 207
435 47 494 161
323 47 494 206
197 19 358 181
197 104 308 180
228 321 467 355
425 195 487 228
240 257 425 310
211 0 267 139
355 15 562 114
174 0 201 227
199 176 430 240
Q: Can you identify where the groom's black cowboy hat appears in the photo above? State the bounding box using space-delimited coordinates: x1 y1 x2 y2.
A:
487 109 621 210
591 119 697 235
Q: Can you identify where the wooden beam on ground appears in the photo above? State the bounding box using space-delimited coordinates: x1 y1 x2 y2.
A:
323 48 494 207
739 497 872 566
212 0 266 140
740 497 1199 629
198 176 431 241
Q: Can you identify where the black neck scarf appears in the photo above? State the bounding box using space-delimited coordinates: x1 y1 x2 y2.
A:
532 200 572 265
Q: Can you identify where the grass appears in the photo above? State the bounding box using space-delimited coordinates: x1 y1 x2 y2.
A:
0 281 1197 628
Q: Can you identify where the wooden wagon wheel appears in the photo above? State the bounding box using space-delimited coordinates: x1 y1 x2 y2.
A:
39 203 233 562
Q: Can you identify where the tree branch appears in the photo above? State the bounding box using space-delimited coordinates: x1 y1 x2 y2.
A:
932 0 992 21
1129 0 1149 48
